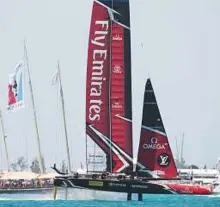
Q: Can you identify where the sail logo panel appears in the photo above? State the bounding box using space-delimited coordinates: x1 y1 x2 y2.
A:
86 0 133 173
138 128 175 176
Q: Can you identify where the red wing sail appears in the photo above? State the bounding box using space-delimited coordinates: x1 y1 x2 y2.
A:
86 0 133 173
136 79 178 178
111 23 133 172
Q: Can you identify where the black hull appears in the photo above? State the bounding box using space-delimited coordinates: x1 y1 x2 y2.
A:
54 177 175 194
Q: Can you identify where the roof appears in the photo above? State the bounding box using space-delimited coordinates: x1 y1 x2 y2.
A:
0 172 39 180
37 173 58 179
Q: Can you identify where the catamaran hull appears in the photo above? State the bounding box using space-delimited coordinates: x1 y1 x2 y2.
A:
54 177 212 195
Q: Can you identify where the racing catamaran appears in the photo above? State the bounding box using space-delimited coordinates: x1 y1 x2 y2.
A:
53 0 212 199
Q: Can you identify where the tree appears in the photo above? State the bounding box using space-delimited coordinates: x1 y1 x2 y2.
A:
17 156 28 171
60 160 68 173
189 164 199 169
10 156 28 172
30 156 45 173
61 160 67 173
10 163 18 172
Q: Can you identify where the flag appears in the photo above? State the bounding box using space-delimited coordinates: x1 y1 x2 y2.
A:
7 61 25 112
52 71 59 85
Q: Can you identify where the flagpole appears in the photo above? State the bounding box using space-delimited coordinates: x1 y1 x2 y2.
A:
0 109 10 172
24 41 44 174
57 61 72 173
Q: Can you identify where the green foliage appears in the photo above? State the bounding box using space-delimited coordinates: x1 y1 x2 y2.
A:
30 156 45 173
175 157 199 169
10 163 18 172
189 164 199 169
10 156 28 172
60 160 68 173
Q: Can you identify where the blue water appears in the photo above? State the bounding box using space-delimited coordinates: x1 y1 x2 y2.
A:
0 190 219 207
0 195 219 207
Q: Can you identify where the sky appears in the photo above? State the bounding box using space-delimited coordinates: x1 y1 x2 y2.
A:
0 0 220 172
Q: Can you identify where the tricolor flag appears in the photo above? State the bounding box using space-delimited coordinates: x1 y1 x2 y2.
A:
7 61 25 112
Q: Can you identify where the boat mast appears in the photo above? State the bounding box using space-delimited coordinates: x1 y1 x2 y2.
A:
180 133 184 167
0 109 10 172
85 134 88 173
175 137 179 163
57 61 72 173
108 0 114 174
24 42 44 174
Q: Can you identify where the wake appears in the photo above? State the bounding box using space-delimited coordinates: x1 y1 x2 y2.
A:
0 189 127 201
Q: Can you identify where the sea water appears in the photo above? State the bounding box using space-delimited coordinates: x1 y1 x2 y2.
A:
0 190 219 207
